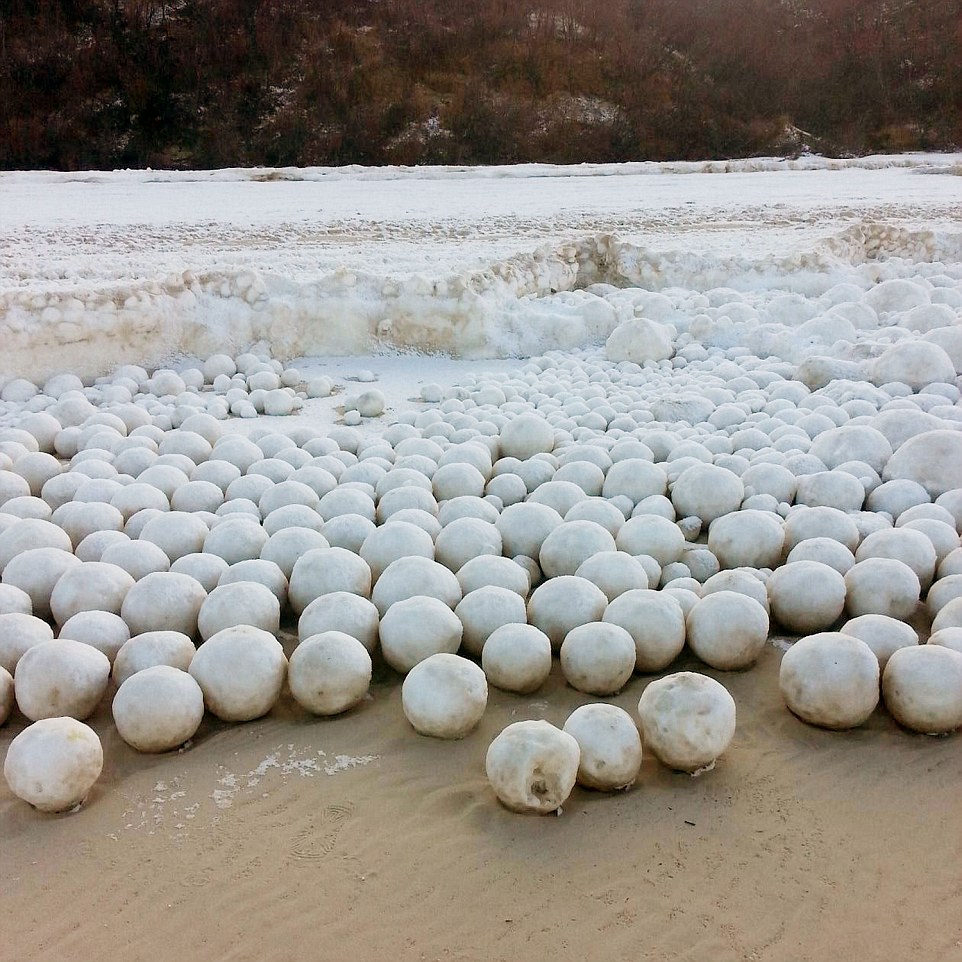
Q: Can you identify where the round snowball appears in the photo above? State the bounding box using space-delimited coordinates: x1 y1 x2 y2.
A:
454 586 527 657
485 720 580 814
50 562 135 625
603 589 686 672
844 558 920 620
121 571 207 637
767 561 847 634
112 666 205 752
499 413 555 460
371 556 461 616
3 718 103 813
402 653 487 739
289 631 372 716
457 555 530 597
15 639 110 721
560 622 636 696
198 581 279 640
379 596 463 673
289 547 372 614
527 575 608 650
481 624 552 694
360 522 434 581
840 614 918 668
58 610 130 663
637 672 736 773
708 510 784 570
686 591 769 670
779 632 880 729
671 464 744 524
562 703 642 791
298 591 380 652
113 631 196 686
188 625 287 722
0 612 54 673
574 551 648 601
881 645 962 734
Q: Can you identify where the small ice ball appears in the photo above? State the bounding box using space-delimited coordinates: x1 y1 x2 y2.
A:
499 413 555 460
402 653 487 739
539 520 616 578
356 390 386 418
637 671 736 773
560 622 636 695
496 502 563 559
0 612 55 672
50 562 135 625
527 575 608 650
686 591 769 669
379 596 463 673
0 583 32 616
767 560 847 634
15 638 110 721
121 571 207 637
58 609 130 663
932 597 962 634
707 510 785 570
113 631 196 686
481 624 552 694
371 556 461 616
603 588 686 672
840 614 918 668
298 591 379 652
112 665 205 752
670 463 744 524
927 627 962 654
485 720 580 814
881 645 962 734
288 631 372 716
3 717 103 813
562 703 642 791
779 632 879 729
457 555 530 597
198 581 279 640
288 547 372 614
188 625 287 722
574 551 648 601
844 557 920 620
455 586 527 657
616 515 685 566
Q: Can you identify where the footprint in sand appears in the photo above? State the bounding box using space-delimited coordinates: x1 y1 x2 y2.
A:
289 802 356 861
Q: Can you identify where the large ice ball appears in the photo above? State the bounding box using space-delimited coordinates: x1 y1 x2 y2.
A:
779 632 879 729
481 624 552 694
401 653 487 739
288 631 372 716
112 665 205 752
15 638 110 721
686 590 769 670
560 622 636 696
562 703 642 791
881 644 962 734
4 717 103 813
485 720 580 814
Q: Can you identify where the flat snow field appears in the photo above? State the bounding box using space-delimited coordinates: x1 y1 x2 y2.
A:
1 156 962 962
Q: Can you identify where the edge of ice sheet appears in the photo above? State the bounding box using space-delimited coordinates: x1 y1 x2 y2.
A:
2 152 961 185
2 222 961 382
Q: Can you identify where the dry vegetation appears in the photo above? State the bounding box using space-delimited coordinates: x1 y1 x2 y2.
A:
1 0 959 169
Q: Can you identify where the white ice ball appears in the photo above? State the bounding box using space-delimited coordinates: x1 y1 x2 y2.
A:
436 517 502 572
881 644 962 734
844 558 920 620
767 560 847 634
58 609 130 663
15 638 110 721
481 624 552 694
402 653 487 739
379 595 463 672
779 632 879 729
298 591 380 652
499 413 555 460
113 630 196 686
603 588 686 672
371 556 461 616
289 631 372 716
560 622 636 695
527 575 608 650
485 720 580 814
112 665 205 752
121 571 207 637
605 317 673 363
4 717 103 813
839 614 918 668
883 430 962 499
686 590 769 670
0 612 55 673
188 625 287 722
198 581 279 640
457 555 530 597
637 672 736 773
671 464 744 524
707 510 784 570
289 547 372 614
562 703 642 791
455 586 527 657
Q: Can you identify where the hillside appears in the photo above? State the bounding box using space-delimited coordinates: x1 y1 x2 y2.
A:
1 0 959 169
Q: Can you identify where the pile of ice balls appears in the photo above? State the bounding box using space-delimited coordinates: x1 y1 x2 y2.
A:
1 337 961 815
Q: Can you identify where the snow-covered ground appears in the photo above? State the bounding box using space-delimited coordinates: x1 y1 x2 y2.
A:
1 154 960 379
